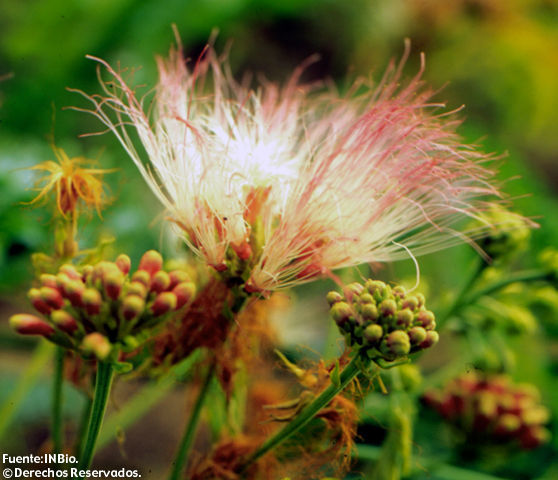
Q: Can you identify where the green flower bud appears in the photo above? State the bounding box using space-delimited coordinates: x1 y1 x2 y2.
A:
408 326 427 345
416 310 436 330
379 299 397 318
361 303 379 322
364 324 383 344
330 302 353 326
359 293 374 304
419 330 439 349
383 330 411 356
396 308 413 328
402 296 419 311
81 333 111 360
392 285 406 299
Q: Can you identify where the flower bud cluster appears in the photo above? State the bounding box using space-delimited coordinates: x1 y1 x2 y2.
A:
327 280 439 362
10 250 196 360
423 372 551 450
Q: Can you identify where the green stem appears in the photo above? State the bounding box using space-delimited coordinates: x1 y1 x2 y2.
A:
168 363 215 480
97 351 201 449
240 355 361 472
0 340 53 441
75 395 93 456
76 362 114 475
52 347 65 455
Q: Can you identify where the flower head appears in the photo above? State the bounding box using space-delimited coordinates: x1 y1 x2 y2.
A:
75 41 503 293
27 146 112 218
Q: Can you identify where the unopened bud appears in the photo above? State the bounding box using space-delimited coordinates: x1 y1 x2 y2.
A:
173 282 196 309
103 271 124 300
379 299 397 318
81 333 111 360
29 288 53 315
10 314 55 337
494 413 521 436
416 310 436 330
83 288 102 315
82 265 94 283
361 303 379 321
115 254 131 274
138 250 163 277
345 282 364 299
366 280 387 302
51 310 78 334
40 286 64 310
363 324 383 344
40 274 58 289
408 326 427 345
64 280 85 307
419 330 439 349
60 264 81 281
326 291 343 306
396 308 414 328
521 406 550 426
520 426 551 450
131 270 151 287
121 295 145 321
392 286 406 299
383 330 411 356
359 293 374 304
150 270 171 293
416 293 426 308
169 270 190 289
127 281 147 298
402 296 419 311
150 292 177 316
330 302 353 326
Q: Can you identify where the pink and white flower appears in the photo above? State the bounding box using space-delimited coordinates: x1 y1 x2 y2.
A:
74 42 502 293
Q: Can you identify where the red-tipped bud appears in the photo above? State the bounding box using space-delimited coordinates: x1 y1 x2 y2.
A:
103 271 124 300
520 426 551 450
168 270 190 289
383 330 411 356
408 326 427 345
39 274 58 289
59 264 81 281
92 261 119 284
379 299 397 317
416 310 436 330
10 314 55 337
64 280 85 307
127 281 147 298
121 295 145 321
40 286 65 310
173 282 196 309
83 288 102 315
150 292 177 316
81 333 111 360
150 270 171 293
232 241 252 261
396 308 414 328
330 302 352 326
138 250 163 277
28 288 53 315
82 265 94 284
494 413 521 436
419 330 439 349
131 270 151 287
51 310 78 334
115 254 131 274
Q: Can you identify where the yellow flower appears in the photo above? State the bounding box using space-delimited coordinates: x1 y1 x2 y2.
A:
27 146 112 218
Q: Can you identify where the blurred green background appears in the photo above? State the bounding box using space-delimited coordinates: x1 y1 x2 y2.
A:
1 0 558 478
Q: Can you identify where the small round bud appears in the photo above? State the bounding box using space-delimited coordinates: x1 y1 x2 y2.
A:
138 250 163 277
416 293 426 308
363 324 383 344
169 270 190 289
82 265 94 283
366 280 387 301
39 274 58 289
59 264 81 281
81 333 111 360
115 254 131 274
127 281 147 298
419 330 439 349
361 303 379 322
39 286 65 310
131 270 151 287
29 288 53 315
173 282 196 309
521 406 550 426
150 270 171 293
121 295 145 321
150 292 177 316
64 280 85 307
408 326 427 345
83 288 102 316
326 291 343 306
51 310 78 334
402 296 419 311
416 310 436 330
384 330 411 356
359 293 374 304
379 299 397 318
330 302 353 326
494 413 521 436
345 282 364 298
103 271 124 300
10 314 55 337
392 286 406 299
396 308 414 328
520 426 551 450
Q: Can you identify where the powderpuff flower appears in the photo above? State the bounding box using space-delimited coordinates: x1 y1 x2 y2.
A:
73 41 502 294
